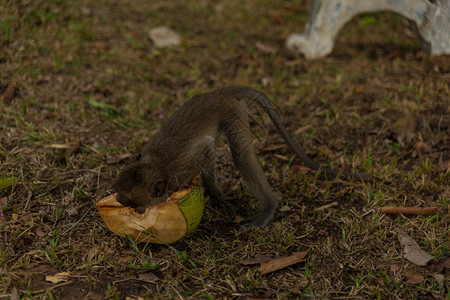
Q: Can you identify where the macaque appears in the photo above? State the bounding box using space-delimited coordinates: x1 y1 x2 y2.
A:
112 86 367 228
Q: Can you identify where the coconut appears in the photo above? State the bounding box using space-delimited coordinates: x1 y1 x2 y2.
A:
96 175 204 244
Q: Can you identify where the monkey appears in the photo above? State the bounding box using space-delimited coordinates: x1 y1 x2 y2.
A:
112 86 368 228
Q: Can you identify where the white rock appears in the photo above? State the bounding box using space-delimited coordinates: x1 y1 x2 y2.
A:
149 26 181 48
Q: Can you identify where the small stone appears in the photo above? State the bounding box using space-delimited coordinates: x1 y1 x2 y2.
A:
149 26 181 48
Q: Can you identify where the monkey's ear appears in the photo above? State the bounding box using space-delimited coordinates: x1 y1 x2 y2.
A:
134 153 142 161
151 180 165 198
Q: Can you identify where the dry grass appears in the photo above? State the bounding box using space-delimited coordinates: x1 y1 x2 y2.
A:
0 0 449 299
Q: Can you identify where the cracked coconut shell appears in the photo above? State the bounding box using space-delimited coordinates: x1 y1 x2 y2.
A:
96 175 204 244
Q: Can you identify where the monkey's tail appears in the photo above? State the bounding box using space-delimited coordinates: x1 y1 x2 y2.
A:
218 86 369 180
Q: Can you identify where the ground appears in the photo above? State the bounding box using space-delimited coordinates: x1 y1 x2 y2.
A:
0 0 449 299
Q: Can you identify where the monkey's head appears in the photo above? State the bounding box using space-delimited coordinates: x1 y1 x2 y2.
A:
112 159 167 214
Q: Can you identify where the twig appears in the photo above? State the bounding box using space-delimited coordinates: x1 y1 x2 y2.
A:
380 206 440 215
315 201 338 212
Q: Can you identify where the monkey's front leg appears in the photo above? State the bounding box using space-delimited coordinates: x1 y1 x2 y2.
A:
196 136 223 204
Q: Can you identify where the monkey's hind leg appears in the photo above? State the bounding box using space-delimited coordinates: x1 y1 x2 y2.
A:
225 116 278 228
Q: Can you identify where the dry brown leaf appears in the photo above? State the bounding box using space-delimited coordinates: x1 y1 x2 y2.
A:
398 233 433 266
279 205 290 212
355 85 364 93
255 41 276 54
240 255 272 266
117 256 131 264
258 251 308 275
107 153 133 164
0 85 16 103
388 264 401 272
292 164 311 173
10 287 19 300
45 272 71 283
234 215 245 223
429 256 450 273
136 273 159 283
67 207 79 216
404 270 424 284
432 274 444 286
87 248 98 263
35 228 47 238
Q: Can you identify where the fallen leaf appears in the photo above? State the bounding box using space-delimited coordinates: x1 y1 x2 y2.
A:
240 255 272 266
87 248 98 263
291 214 301 222
35 228 47 237
0 85 16 103
136 272 159 283
149 26 181 48
10 287 19 300
255 41 276 54
355 85 364 93
279 205 290 212
404 270 424 284
432 274 444 286
398 233 433 266
234 215 245 223
289 279 308 294
388 264 401 272
292 164 311 172
107 153 133 164
117 256 131 264
67 207 79 216
429 256 450 273
45 272 71 283
0 177 19 190
258 251 308 275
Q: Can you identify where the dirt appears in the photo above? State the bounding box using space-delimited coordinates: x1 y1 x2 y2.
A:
0 0 449 299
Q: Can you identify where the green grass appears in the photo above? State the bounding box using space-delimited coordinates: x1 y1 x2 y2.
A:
0 0 448 298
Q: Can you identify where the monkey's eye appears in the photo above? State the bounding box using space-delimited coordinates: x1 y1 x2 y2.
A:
151 180 165 198
130 169 141 183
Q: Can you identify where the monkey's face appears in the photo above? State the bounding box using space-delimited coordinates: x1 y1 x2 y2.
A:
113 162 167 214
